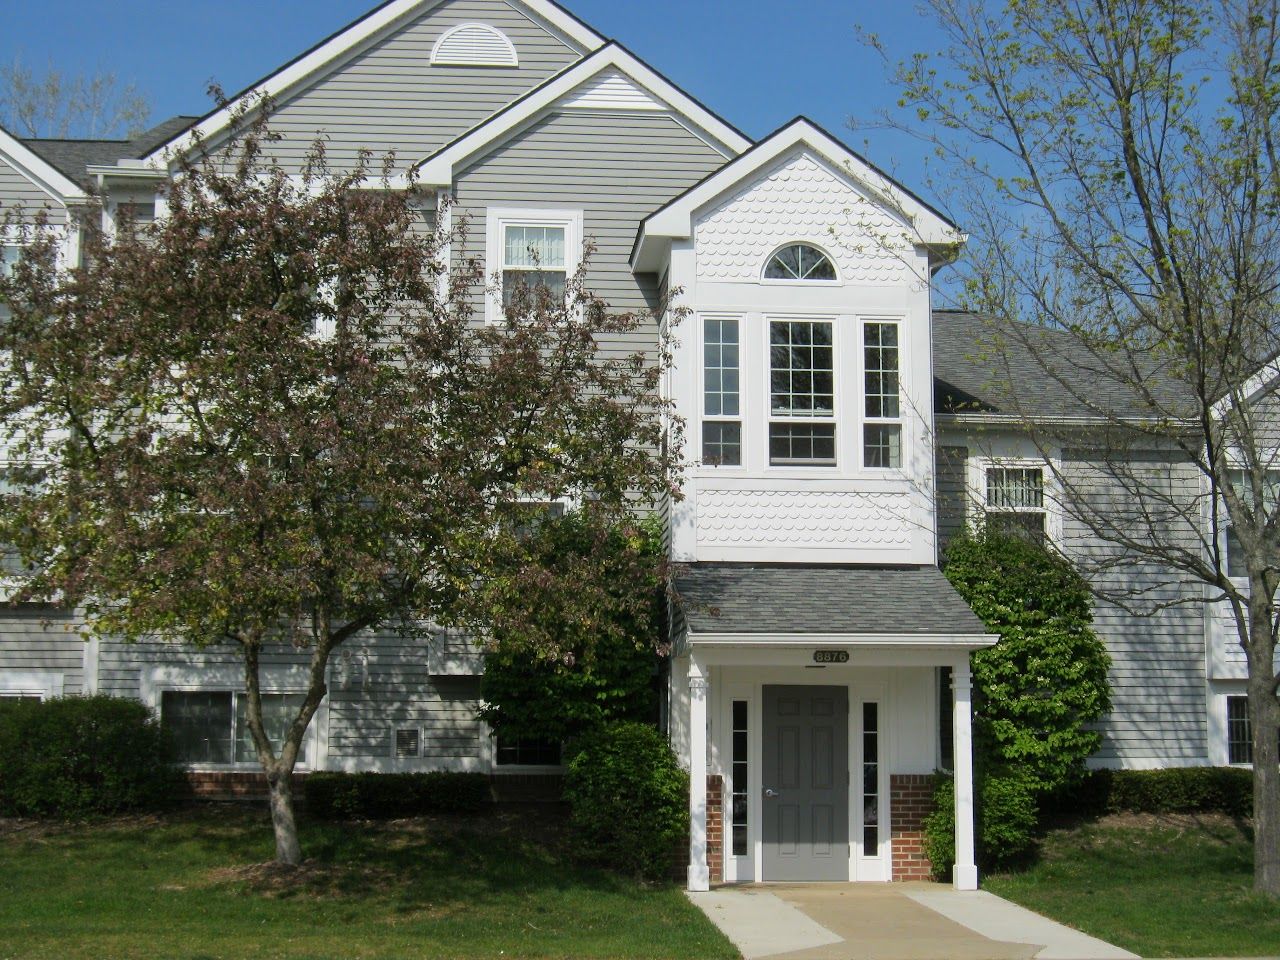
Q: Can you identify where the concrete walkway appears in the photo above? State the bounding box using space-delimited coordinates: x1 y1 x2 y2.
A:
688 883 1138 960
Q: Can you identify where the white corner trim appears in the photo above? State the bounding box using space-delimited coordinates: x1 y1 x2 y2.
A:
0 128 89 204
633 119 962 272
142 0 606 167
415 44 751 185
0 669 64 699
431 23 519 67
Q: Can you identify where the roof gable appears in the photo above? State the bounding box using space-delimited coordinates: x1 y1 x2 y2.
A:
415 43 752 185
633 118 961 272
141 0 605 167
0 125 89 206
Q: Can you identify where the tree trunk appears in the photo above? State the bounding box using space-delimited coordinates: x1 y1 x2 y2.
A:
1247 601 1280 896
267 766 303 866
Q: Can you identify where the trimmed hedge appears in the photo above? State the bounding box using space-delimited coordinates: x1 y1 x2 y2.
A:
0 695 180 818
564 721 688 882
923 772 1039 879
302 771 491 819
1045 766 1253 819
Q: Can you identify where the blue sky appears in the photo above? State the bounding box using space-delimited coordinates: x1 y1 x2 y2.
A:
0 1 954 212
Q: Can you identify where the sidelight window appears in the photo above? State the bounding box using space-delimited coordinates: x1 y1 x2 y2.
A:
862 702 879 854
731 699 749 857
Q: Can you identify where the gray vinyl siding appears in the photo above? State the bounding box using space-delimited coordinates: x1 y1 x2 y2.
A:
0 154 67 225
453 109 729 360
0 609 85 695
229 0 581 175
1059 449 1209 766
98 629 483 765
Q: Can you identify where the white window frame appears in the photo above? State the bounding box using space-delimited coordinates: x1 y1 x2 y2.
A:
759 242 841 286
969 456 1063 545
765 314 839 468
142 664 319 771
860 318 904 472
1218 464 1280 583
699 313 745 469
484 207 583 325
0 669 63 700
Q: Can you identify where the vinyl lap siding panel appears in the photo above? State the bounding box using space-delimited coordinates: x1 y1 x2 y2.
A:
0 610 84 695
1060 451 1209 766
453 109 729 360
0 154 67 225
245 0 581 174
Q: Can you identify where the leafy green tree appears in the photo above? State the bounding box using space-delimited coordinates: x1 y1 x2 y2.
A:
479 514 664 744
944 528 1112 795
0 102 678 864
875 0 1280 894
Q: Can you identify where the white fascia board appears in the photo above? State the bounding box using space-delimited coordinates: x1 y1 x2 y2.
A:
141 0 607 169
1211 359 1280 422
633 118 961 272
415 44 752 186
0 128 89 205
688 632 999 649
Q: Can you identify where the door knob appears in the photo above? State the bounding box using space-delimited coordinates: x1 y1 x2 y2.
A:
764 788 779 798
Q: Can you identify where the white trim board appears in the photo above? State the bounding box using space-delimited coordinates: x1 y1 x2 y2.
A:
141 0 607 168
415 43 752 185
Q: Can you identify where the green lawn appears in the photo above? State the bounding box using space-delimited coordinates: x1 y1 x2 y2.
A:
985 813 1280 958
0 805 737 960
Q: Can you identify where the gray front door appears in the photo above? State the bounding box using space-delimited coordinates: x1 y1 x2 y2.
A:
762 685 849 881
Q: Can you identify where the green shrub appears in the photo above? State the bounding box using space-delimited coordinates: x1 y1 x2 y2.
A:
564 721 688 882
480 514 663 743
1044 766 1253 819
922 771 1039 879
303 771 491 819
944 528 1112 797
0 695 180 818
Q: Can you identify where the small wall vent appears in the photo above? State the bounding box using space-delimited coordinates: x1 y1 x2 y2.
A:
395 727 421 758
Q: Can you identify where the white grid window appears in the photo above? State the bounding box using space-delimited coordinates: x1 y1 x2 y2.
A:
502 224 566 308
0 244 19 279
863 323 901 468
703 317 741 466
769 319 835 466
1224 468 1280 578
985 467 1047 542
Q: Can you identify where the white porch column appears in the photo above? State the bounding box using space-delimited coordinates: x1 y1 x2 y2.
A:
687 657 710 892
952 657 978 890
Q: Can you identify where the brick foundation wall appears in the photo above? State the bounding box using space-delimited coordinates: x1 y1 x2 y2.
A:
890 774 935 881
707 774 723 883
185 771 298 798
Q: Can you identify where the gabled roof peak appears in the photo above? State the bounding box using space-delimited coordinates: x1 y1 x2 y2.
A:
632 116 962 272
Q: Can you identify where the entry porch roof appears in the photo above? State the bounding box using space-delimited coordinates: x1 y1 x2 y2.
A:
674 563 994 647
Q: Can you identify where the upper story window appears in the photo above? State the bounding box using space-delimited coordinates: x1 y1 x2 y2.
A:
985 467 1047 543
1223 468 1280 578
0 244 19 279
487 208 581 323
769 319 835 466
863 322 901 468
763 243 837 282
703 316 742 466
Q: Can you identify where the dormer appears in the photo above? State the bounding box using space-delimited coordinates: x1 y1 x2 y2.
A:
636 119 965 565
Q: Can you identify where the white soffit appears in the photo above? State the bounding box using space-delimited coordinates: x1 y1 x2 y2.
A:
632 117 963 272
140 0 606 167
0 126 89 205
415 44 752 185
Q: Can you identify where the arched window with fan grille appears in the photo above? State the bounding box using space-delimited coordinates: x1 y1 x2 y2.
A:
762 243 837 281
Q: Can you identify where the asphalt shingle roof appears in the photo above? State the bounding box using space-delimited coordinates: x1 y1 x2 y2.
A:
674 564 988 636
20 116 200 189
932 309 1196 420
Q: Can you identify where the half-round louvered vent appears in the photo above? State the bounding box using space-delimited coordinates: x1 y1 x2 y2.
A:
430 23 519 67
